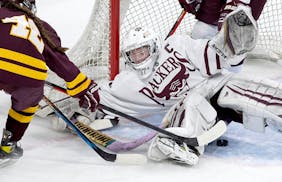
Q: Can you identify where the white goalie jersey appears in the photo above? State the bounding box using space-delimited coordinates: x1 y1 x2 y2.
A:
98 34 236 118
38 28 244 127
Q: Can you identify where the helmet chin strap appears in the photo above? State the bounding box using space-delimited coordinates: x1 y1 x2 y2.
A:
134 55 159 80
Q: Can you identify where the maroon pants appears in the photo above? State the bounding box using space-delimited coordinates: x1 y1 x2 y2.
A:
0 83 43 141
0 84 43 111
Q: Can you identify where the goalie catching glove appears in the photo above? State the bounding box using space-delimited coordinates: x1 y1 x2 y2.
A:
209 4 258 65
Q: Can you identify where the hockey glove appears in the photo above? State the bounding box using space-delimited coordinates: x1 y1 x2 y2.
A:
218 0 250 30
78 80 100 112
178 0 202 14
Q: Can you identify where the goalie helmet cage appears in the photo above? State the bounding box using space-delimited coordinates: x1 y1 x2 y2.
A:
55 0 282 83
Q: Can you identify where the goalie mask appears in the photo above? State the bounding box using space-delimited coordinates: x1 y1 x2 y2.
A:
0 0 37 14
122 27 160 80
210 5 258 65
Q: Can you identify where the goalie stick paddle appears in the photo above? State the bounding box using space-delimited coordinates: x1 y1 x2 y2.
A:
45 81 227 146
42 95 147 164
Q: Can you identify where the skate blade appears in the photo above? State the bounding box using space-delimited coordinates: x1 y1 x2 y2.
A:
0 158 18 168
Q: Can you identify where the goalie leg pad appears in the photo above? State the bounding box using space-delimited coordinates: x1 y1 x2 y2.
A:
218 78 282 133
148 93 218 164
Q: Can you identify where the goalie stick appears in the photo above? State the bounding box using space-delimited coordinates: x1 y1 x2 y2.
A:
45 81 227 146
42 95 147 164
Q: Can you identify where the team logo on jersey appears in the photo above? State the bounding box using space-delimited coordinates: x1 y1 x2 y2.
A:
140 43 196 106
153 62 189 99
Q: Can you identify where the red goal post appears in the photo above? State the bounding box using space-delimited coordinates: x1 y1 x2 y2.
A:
109 0 120 80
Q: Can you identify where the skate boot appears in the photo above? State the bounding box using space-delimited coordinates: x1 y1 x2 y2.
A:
0 129 23 160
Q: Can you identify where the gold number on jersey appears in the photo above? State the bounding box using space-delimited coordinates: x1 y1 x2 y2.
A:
2 15 44 53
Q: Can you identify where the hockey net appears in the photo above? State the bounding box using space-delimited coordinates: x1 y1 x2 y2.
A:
47 0 282 87
39 0 281 118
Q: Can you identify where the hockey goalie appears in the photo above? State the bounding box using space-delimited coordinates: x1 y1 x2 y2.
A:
39 5 282 166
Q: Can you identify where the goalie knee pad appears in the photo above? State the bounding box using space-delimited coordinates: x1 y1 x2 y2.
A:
167 93 217 137
218 78 282 133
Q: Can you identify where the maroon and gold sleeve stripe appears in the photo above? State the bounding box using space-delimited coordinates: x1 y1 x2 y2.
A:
66 72 91 97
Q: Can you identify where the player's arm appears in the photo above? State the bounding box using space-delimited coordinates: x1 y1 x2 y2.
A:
41 21 99 113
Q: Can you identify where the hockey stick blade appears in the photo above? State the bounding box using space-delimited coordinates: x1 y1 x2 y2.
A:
76 120 146 164
79 117 165 152
196 120 227 146
45 81 227 146
89 118 119 131
42 95 147 164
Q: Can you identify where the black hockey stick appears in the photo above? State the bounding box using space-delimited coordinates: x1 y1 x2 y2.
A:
42 95 146 164
45 81 227 146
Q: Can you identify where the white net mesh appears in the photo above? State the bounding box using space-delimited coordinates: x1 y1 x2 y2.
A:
39 0 282 117
49 0 282 82
255 1 282 56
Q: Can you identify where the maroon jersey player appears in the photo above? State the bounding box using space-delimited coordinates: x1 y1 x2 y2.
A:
0 0 100 162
